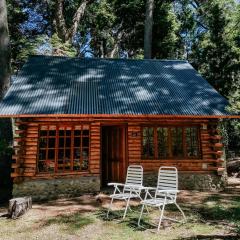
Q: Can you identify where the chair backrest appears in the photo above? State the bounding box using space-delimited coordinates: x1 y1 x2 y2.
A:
156 166 178 201
123 165 143 193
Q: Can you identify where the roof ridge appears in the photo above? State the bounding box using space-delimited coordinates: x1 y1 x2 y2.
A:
28 54 188 63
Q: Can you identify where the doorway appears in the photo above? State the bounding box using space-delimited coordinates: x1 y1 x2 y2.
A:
101 125 127 186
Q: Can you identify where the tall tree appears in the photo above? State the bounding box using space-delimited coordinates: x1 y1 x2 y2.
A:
144 0 154 59
0 0 11 99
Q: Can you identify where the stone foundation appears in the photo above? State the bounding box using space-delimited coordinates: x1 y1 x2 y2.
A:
144 172 227 191
13 176 100 201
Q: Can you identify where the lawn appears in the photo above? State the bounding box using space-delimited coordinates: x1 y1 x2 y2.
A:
0 190 239 240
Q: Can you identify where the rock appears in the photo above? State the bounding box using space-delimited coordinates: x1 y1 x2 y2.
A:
8 197 32 219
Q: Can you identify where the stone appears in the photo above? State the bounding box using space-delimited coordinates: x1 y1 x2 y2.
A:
144 172 227 191
13 176 100 201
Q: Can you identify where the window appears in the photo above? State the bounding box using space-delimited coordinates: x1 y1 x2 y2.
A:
141 126 200 159
38 125 90 173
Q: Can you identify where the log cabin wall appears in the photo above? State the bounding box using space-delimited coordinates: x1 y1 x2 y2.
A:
127 120 224 172
127 119 226 190
12 117 101 181
11 116 226 198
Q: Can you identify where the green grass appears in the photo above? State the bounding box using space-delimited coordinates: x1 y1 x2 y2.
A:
44 212 94 232
0 193 240 240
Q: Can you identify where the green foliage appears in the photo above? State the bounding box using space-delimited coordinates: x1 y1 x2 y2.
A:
51 34 77 57
188 0 239 97
4 0 240 153
0 139 12 158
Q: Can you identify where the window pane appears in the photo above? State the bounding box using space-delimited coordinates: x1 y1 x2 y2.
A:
75 130 81 136
38 161 46 172
39 150 46 160
38 160 54 173
157 128 168 159
49 130 56 136
73 159 81 170
48 138 55 148
39 138 47 148
65 149 71 170
58 149 64 160
82 158 88 170
142 127 154 159
40 130 47 137
82 137 89 148
66 138 71 147
48 149 55 160
82 148 89 158
59 138 64 148
74 137 81 147
186 127 199 158
171 128 183 158
66 130 71 136
82 130 89 136
59 130 65 136
74 148 81 158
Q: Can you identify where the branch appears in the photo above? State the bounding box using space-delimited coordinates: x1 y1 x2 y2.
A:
67 0 93 41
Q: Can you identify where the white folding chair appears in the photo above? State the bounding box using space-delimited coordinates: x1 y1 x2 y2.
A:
107 165 144 219
138 166 186 232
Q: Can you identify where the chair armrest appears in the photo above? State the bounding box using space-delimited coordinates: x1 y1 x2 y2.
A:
108 182 125 187
142 187 156 191
124 184 144 191
157 190 180 194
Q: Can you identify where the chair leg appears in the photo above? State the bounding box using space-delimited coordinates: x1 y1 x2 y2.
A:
123 197 131 219
138 204 145 227
175 202 186 221
157 203 165 232
107 197 114 219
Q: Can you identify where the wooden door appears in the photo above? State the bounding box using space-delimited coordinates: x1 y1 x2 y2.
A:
101 126 127 186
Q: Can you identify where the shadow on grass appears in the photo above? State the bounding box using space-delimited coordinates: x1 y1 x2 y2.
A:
95 206 167 232
96 209 125 221
190 194 240 222
43 212 94 232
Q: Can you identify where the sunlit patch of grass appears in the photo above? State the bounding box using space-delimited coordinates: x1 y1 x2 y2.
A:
44 212 94 232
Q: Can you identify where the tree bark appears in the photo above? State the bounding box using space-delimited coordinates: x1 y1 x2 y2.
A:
144 0 154 59
0 0 11 99
67 0 90 41
55 0 92 42
55 0 68 42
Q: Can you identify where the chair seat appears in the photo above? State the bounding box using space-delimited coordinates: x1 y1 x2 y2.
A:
140 198 174 207
110 193 140 200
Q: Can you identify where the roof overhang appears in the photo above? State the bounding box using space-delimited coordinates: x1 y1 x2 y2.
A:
0 114 239 119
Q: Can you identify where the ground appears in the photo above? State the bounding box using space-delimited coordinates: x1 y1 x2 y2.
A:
0 179 239 240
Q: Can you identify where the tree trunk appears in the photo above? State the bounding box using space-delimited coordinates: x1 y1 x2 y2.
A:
67 0 90 41
0 0 11 99
144 0 154 59
55 0 68 42
55 0 92 43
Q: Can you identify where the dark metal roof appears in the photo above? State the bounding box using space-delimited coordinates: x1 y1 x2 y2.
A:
0 55 230 116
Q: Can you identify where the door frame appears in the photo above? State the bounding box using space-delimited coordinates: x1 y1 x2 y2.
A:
100 123 128 187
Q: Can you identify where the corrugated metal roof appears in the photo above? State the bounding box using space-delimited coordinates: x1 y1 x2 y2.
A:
0 55 230 116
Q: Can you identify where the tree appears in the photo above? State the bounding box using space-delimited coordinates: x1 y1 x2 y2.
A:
175 0 239 97
0 0 11 99
144 0 154 59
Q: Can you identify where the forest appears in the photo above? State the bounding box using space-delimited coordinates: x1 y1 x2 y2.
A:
0 0 240 153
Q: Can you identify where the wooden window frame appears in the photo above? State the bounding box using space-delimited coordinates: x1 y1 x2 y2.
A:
37 124 90 174
141 125 201 160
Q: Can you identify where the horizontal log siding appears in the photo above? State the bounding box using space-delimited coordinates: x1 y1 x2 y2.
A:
127 120 223 172
11 117 224 182
12 118 101 182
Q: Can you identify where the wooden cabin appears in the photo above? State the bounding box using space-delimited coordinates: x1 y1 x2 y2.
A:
0 56 232 200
